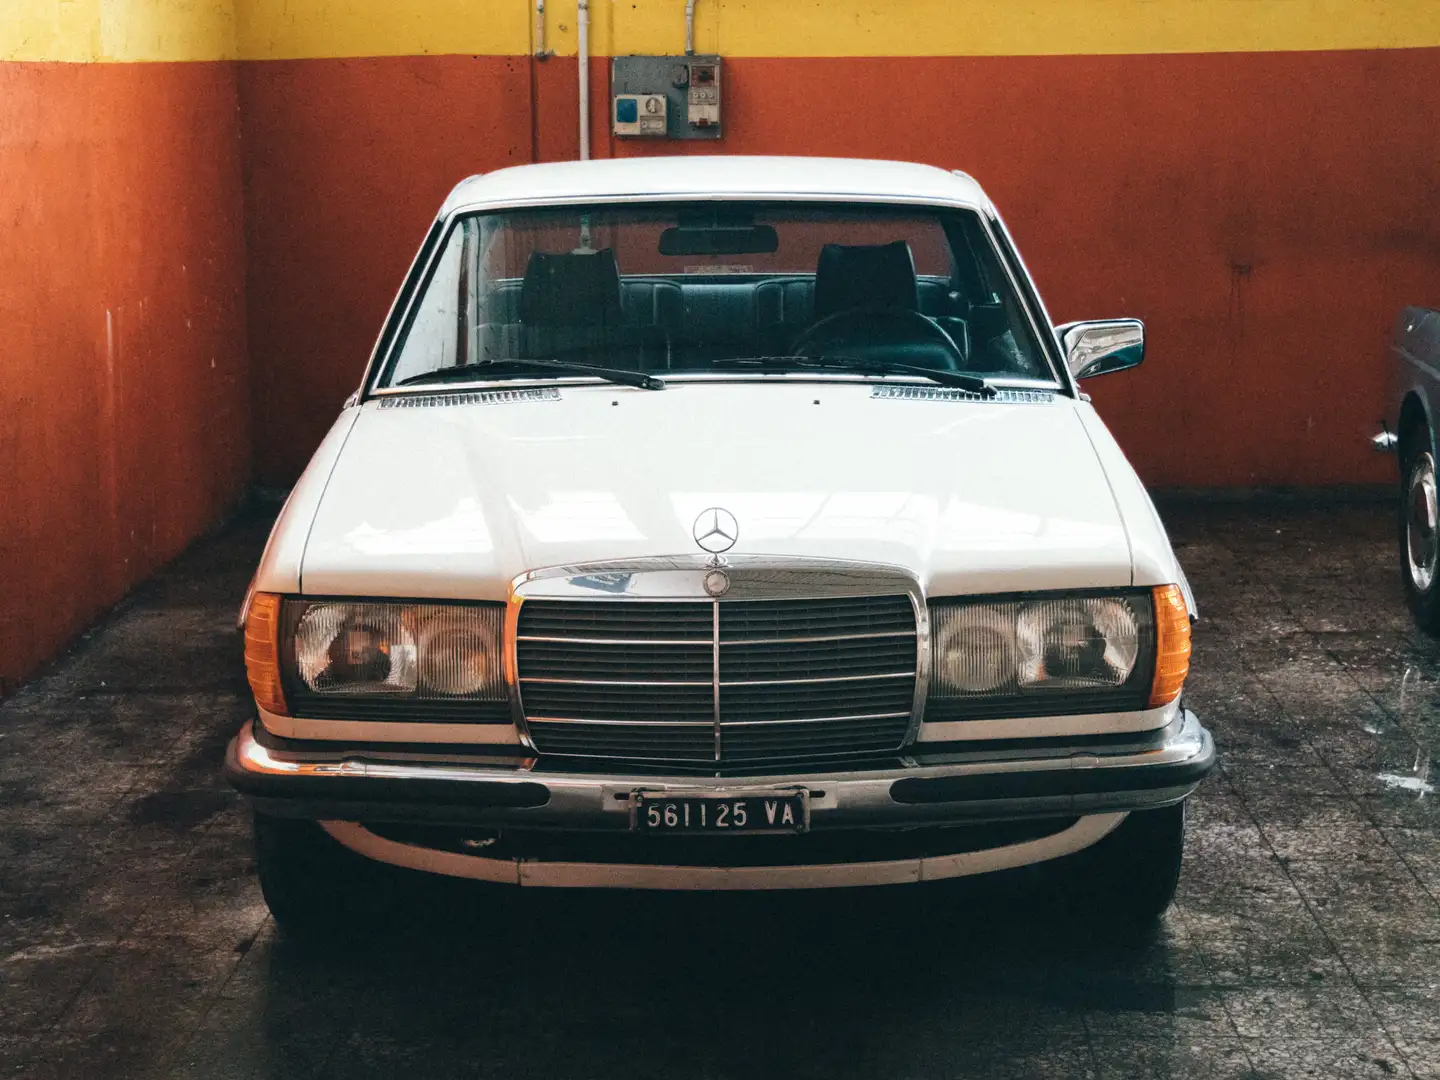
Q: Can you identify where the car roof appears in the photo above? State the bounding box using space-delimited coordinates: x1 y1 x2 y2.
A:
440 156 991 215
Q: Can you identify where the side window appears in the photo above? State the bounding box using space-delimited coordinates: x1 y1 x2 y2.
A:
985 217 1054 353
388 221 474 385
369 218 445 380
948 214 1051 380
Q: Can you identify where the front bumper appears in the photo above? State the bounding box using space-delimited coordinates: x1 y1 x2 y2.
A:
227 711 1212 889
225 709 1214 832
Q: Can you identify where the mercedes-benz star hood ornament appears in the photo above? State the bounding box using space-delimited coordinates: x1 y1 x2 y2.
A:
693 507 739 559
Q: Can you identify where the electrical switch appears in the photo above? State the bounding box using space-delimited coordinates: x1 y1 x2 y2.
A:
686 61 720 128
613 93 667 137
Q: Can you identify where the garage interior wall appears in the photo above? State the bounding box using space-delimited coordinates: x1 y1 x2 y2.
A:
4 0 1439 690
242 0 1440 490
0 0 251 695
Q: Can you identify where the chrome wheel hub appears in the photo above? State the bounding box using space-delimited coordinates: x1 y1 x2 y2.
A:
1407 452 1439 592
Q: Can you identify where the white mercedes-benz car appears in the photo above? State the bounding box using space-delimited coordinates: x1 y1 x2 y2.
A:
227 156 1211 933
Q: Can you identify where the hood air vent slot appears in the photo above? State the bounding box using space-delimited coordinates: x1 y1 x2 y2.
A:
870 386 1056 404
379 388 561 409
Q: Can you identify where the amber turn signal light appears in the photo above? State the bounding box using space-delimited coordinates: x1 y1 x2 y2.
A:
1149 584 1191 707
244 592 289 716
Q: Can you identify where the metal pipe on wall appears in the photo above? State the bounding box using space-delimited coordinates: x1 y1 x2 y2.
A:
535 0 550 58
685 0 697 54
577 0 590 159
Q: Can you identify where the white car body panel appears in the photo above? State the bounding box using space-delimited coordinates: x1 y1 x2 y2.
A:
253 409 361 595
1073 402 1180 590
285 383 1153 601
439 156 991 216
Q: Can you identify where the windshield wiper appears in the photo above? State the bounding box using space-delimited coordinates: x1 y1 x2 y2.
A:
396 359 665 391
712 355 996 396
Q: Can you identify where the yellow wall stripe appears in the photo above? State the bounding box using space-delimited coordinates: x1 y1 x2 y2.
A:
235 0 527 64
577 0 1440 61
4 0 237 62
6 0 1440 63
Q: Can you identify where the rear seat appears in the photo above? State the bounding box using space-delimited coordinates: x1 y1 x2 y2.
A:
755 279 814 355
480 275 955 363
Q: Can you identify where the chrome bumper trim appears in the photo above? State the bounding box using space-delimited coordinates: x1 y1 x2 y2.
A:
226 710 1213 830
319 813 1127 890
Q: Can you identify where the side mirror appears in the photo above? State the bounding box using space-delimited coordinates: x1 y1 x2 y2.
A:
1056 319 1145 380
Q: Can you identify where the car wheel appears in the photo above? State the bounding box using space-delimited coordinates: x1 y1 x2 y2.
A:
252 811 400 937
1400 436 1440 634
1067 802 1186 925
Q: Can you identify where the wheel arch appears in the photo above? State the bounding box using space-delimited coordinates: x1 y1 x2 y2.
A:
1399 391 1433 466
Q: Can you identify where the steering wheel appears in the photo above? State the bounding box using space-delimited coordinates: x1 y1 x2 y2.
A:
791 308 967 371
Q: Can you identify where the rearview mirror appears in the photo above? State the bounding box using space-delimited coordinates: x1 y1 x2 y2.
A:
659 224 779 257
1056 319 1145 380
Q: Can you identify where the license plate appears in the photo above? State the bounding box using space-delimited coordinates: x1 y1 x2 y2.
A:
632 791 808 834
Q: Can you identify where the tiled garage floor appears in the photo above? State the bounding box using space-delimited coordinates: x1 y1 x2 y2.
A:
1 500 1438 1079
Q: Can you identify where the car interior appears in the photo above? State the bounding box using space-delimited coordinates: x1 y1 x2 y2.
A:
471 241 1037 377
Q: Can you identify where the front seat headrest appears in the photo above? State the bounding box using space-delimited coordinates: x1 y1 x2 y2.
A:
813 241 919 319
519 249 623 327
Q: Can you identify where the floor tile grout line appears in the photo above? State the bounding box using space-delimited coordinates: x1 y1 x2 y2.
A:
43 807 228 1045
153 809 275 1073
1374 824 1440 914
1202 570 1379 937
17 794 160 1036
1354 974 1439 1080
1228 776 1421 1079
159 911 273 1073
1270 637 1440 922
1221 575 1421 808
1144 515 1424 1071
1075 997 1105 1078
1172 772 1287 1071
1279 545 1440 1080
1271 578 1440 911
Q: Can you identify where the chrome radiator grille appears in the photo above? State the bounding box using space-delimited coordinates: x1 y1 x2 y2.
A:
517 595 917 765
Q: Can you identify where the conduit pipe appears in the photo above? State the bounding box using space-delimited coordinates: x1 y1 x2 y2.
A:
685 0 697 54
577 0 591 159
534 0 550 57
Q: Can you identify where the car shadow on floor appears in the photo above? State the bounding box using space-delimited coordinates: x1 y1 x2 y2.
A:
237 871 1193 1080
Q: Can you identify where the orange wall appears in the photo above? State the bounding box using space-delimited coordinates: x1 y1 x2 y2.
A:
245 48 1440 488
0 61 250 693
240 55 532 481
6 2 1440 691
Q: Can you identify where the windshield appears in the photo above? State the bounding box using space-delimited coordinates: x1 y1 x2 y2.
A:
377 201 1054 389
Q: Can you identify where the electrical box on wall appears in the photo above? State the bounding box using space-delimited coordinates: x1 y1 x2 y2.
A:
611 55 723 140
613 93 668 137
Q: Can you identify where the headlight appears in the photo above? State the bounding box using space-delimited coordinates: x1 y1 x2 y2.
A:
286 600 504 702
416 609 505 696
1015 596 1140 690
294 603 417 694
928 587 1187 720
931 603 1016 693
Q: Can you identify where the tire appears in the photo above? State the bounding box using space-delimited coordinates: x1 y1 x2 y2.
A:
1066 802 1186 926
252 812 400 938
1399 427 1440 634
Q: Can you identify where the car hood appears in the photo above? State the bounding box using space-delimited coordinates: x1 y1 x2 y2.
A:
297 382 1136 600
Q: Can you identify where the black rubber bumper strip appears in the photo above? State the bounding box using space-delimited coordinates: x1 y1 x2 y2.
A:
888 745 1215 805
